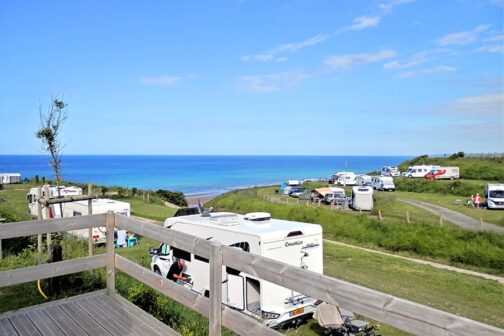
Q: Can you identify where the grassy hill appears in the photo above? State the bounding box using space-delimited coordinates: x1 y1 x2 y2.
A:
398 154 504 181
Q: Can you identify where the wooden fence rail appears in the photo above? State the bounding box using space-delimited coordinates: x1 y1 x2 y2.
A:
0 214 502 336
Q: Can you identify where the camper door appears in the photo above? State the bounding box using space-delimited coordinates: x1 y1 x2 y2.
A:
225 274 245 310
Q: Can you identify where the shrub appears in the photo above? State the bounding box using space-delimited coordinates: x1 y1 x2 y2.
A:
156 189 188 207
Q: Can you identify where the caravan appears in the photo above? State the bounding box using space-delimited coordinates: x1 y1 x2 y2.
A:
150 212 323 327
0 173 22 184
350 186 373 211
27 185 83 219
63 199 131 244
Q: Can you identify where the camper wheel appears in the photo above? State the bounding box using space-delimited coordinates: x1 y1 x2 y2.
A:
153 266 161 275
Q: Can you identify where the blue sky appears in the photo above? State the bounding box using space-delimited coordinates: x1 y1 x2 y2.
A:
0 0 502 155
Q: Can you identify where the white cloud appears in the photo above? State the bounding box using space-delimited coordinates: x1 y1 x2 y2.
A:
483 33 504 42
397 65 456 78
237 70 310 92
324 49 397 70
442 92 504 117
491 0 504 7
349 16 381 31
379 0 414 12
437 25 490 46
139 75 185 86
475 44 504 53
241 34 328 62
383 51 430 69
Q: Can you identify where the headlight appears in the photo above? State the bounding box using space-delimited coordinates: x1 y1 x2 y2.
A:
488 200 495 205
262 311 281 319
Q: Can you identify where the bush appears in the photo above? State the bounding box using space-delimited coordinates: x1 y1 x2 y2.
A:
394 178 485 196
156 190 188 207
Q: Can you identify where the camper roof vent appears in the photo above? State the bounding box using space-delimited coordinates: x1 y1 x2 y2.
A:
244 212 271 222
208 212 240 226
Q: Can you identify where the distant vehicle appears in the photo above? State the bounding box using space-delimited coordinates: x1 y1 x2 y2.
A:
0 173 22 184
401 166 414 177
425 167 459 180
371 176 395 191
27 185 83 219
323 188 346 204
280 180 301 195
328 171 353 184
356 175 372 186
381 167 400 177
485 184 504 210
289 187 306 198
404 165 439 178
64 199 131 244
150 211 323 327
350 186 373 211
335 172 357 186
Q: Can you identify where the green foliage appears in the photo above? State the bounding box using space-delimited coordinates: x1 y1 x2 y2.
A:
398 154 504 181
101 186 109 196
208 189 504 273
155 189 188 207
131 187 138 196
394 177 486 196
34 175 39 183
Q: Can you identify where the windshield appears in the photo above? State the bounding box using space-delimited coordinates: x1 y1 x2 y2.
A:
489 190 504 198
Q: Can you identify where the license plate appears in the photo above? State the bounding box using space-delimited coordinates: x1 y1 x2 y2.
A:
289 308 304 316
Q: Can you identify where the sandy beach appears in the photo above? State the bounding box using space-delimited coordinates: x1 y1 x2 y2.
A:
186 194 218 206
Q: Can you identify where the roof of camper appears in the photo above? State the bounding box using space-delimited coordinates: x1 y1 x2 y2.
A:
71 198 130 207
165 212 322 239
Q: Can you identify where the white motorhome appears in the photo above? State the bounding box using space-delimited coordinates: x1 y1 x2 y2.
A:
336 172 357 186
381 167 400 177
27 185 83 219
0 173 22 184
350 186 373 211
355 175 372 186
404 165 439 178
425 167 459 180
485 184 504 210
64 199 131 244
371 176 395 191
150 212 323 327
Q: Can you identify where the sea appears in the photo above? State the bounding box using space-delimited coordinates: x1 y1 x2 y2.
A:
0 155 411 196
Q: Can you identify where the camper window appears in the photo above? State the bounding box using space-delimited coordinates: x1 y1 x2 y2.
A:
173 247 191 261
73 211 82 216
160 244 170 256
230 242 250 252
246 277 261 314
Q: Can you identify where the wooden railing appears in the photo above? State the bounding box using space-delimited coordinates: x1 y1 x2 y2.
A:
0 213 502 336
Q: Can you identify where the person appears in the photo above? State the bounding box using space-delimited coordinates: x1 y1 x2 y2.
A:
466 195 474 207
474 193 481 209
167 259 187 282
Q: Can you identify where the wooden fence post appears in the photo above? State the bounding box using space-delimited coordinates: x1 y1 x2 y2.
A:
88 183 93 256
406 211 410 224
209 243 223 336
44 185 52 261
439 215 443 226
480 217 483 229
37 187 43 264
378 209 383 221
106 212 116 295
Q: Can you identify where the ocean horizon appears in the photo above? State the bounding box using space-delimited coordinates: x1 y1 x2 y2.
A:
0 155 412 195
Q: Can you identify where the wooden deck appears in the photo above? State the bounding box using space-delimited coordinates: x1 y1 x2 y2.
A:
0 290 179 336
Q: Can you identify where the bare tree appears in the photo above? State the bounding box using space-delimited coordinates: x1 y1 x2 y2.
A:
36 98 68 214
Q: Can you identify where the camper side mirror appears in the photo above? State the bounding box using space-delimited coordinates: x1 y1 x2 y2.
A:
149 247 158 256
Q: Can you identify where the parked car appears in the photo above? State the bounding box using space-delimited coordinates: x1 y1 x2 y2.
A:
322 188 345 204
289 187 306 198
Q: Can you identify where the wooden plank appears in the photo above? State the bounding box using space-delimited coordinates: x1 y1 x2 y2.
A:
222 246 503 336
89 296 161 336
115 255 279 336
0 317 18 336
75 299 130 336
88 183 93 257
105 294 180 336
8 313 42 335
105 212 115 295
25 309 65 336
59 302 112 336
0 214 106 239
43 306 88 336
44 185 52 261
209 244 222 336
115 215 213 259
0 254 106 287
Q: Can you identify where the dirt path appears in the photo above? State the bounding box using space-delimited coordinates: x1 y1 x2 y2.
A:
398 198 504 233
324 239 504 284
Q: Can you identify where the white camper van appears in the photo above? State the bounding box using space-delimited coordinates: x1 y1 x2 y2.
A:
381 167 400 177
0 173 22 184
371 176 395 191
150 212 323 327
350 186 373 211
485 184 504 210
64 199 131 244
336 172 357 186
404 165 439 178
27 185 83 219
356 175 372 186
425 167 459 180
